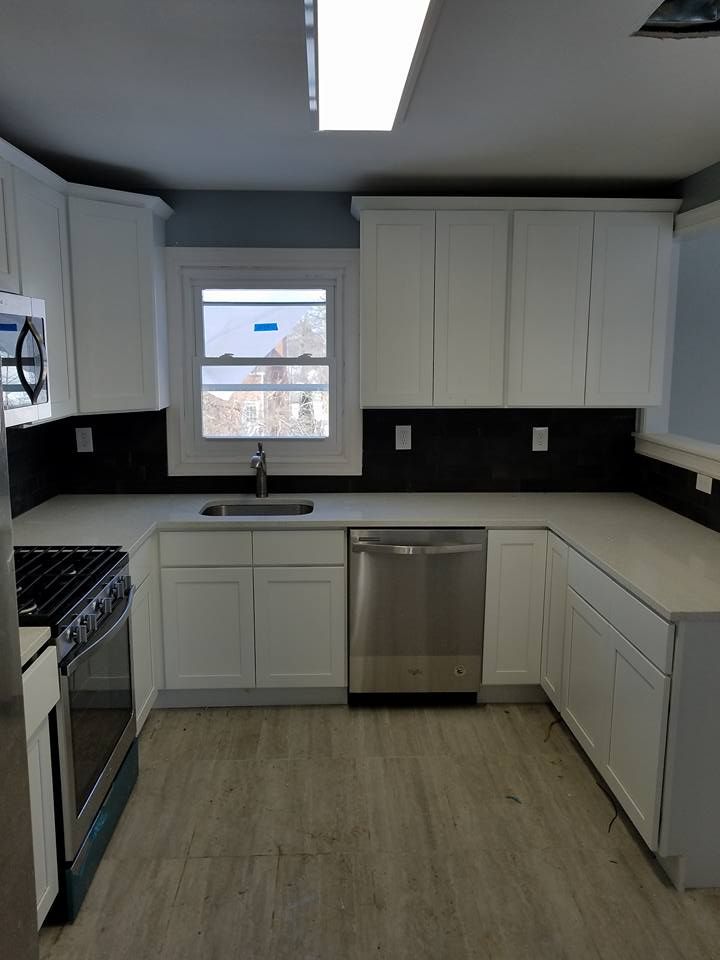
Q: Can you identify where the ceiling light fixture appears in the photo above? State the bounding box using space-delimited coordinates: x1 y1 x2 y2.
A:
304 0 440 131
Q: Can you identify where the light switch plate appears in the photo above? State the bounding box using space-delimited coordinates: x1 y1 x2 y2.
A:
696 473 713 495
75 426 94 454
395 425 412 451
532 426 549 452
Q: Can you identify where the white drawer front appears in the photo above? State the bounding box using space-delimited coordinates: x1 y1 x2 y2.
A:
568 550 674 673
130 534 158 586
252 531 346 566
160 532 252 567
22 647 60 740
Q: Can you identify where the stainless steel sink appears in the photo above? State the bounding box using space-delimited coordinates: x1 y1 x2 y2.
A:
200 501 314 517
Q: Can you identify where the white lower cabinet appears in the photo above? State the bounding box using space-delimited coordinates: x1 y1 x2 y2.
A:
161 567 255 689
540 533 569 709
130 571 162 733
254 566 346 687
27 716 58 928
483 530 548 685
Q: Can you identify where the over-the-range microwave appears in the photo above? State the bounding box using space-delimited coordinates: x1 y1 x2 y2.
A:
0 291 50 426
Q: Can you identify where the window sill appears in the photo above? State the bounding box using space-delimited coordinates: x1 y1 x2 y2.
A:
634 432 720 481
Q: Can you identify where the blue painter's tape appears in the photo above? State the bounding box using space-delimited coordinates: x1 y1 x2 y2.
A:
254 322 279 332
0 322 18 331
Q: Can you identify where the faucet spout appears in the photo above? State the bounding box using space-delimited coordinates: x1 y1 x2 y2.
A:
250 441 268 498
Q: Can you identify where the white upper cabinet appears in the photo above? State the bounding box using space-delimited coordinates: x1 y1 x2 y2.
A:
433 211 508 406
0 157 19 293
68 192 171 414
507 211 594 406
361 210 435 406
585 212 673 408
14 169 77 420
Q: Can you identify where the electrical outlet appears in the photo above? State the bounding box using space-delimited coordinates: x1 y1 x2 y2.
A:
532 426 549 452
696 473 713 495
395 425 412 451
75 426 94 454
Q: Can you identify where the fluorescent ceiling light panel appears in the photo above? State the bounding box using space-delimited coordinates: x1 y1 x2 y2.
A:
316 0 432 131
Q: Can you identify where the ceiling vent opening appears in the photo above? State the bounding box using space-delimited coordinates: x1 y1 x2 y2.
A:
636 0 720 36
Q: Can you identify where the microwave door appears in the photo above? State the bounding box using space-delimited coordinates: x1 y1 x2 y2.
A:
0 315 27 410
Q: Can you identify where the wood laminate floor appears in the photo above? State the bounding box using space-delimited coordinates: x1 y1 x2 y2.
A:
40 703 720 960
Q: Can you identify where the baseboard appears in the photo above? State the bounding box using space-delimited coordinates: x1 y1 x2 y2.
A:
155 687 348 708
477 684 548 704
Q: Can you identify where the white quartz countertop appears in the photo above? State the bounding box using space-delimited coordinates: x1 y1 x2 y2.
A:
12 492 720 621
19 626 52 668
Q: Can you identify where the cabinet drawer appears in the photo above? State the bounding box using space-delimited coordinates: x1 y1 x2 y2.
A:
252 531 346 566
22 647 60 741
160 532 252 567
568 550 674 673
130 534 158 586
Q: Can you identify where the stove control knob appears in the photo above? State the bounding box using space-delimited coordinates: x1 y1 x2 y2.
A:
86 611 98 631
116 578 126 600
77 618 89 644
103 596 113 615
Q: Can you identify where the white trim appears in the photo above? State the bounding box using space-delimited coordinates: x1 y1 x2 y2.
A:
635 432 720 481
165 247 361 476
674 199 720 237
66 183 173 219
350 195 682 219
0 135 66 192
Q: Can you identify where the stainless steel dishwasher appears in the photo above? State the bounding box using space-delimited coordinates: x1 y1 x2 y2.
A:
349 528 487 693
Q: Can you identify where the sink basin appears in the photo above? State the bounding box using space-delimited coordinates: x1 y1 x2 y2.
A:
200 501 314 517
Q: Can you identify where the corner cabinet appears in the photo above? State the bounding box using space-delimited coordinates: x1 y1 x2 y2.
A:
129 536 163 733
482 529 548 685
360 210 436 406
0 156 20 293
68 191 172 414
14 169 77 420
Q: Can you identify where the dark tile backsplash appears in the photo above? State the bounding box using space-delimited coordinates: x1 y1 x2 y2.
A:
7 408 637 518
633 453 720 534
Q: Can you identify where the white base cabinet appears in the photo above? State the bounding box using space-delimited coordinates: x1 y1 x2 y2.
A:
130 572 161 733
254 566 346 687
540 533 568 709
483 530 548 685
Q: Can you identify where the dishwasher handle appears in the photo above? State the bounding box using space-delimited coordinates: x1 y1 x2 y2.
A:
352 542 485 557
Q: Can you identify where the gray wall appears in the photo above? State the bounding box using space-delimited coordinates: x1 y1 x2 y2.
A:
668 228 720 443
163 190 359 247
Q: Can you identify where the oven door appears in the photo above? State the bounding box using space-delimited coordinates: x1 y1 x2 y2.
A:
56 587 136 860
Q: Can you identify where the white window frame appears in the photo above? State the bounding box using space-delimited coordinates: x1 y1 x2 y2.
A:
165 247 361 475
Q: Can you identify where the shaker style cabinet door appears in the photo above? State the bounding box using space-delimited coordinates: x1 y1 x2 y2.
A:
483 529 548 685
130 572 161 733
14 169 78 420
253 566 346 687
585 212 673 408
433 211 508 406
540 532 569 710
0 157 20 293
360 210 435 406
507 211 593 406
26 715 59 928
161 567 255 689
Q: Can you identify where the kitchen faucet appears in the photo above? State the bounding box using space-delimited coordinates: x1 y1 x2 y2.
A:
250 441 268 498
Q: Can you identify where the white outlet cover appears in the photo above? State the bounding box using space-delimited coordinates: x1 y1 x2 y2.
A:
395 425 412 450
532 426 549 452
696 473 713 495
75 426 94 454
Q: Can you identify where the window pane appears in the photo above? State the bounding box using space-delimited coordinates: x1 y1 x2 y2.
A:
201 288 327 359
201 364 330 439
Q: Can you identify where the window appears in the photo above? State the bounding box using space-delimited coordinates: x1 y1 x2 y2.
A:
166 248 361 476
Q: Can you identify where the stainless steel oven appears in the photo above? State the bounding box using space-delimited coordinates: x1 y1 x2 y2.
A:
56 574 136 859
0 291 50 425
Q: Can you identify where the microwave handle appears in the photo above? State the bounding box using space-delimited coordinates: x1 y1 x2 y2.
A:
15 317 48 404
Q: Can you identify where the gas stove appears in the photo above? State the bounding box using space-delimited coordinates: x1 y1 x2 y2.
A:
14 545 130 661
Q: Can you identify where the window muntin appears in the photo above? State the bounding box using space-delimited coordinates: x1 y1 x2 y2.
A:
197 286 332 441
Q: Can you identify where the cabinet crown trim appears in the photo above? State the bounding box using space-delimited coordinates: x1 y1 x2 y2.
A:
351 196 681 219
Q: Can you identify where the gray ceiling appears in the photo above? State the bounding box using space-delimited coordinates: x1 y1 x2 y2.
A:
1 0 719 191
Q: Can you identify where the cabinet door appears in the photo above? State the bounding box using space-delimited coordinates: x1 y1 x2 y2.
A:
604 633 670 849
541 533 569 709
254 566 346 687
586 212 673 407
433 211 508 406
26 715 59 928
14 169 77 419
360 210 435 406
483 530 548 685
562 589 614 766
130 572 161 733
507 211 593 406
0 157 20 293
68 197 167 413
161 567 255 689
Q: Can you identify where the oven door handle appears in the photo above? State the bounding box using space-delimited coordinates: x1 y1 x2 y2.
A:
15 317 48 404
61 586 136 677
